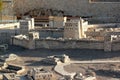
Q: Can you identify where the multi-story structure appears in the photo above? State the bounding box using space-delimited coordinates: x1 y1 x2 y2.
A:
3 73 20 80
29 67 55 80
34 16 66 28
85 23 120 40
11 31 39 49
34 16 49 27
19 18 35 34
49 16 67 28
33 16 65 38
64 18 88 39
10 17 120 52
0 18 35 44
36 28 63 38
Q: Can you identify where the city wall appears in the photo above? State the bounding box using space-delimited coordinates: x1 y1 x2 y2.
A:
12 37 120 51
112 41 120 51
35 39 104 50
12 38 105 50
87 23 119 28
12 38 29 49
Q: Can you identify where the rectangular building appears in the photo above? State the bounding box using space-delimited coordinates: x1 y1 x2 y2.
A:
64 18 88 39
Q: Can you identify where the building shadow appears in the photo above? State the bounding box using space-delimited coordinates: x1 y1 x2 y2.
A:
25 60 54 67
5 45 120 60
95 69 120 78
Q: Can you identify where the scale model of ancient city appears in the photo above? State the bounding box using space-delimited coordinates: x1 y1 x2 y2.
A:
0 0 120 80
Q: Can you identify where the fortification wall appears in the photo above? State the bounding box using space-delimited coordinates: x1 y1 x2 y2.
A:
12 37 120 51
12 38 29 48
35 39 120 51
88 23 119 28
35 39 104 50
112 41 120 51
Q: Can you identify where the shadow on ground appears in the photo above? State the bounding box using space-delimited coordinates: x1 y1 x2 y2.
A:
25 60 54 67
4 45 120 60
95 69 120 78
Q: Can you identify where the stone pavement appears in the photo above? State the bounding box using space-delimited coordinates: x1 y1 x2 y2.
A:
54 60 120 78
54 62 76 78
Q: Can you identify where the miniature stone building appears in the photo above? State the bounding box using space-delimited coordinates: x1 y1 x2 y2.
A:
42 54 70 65
49 16 67 28
64 18 88 39
61 54 70 63
34 16 49 27
3 73 20 80
74 72 97 80
0 22 20 44
74 72 85 80
59 75 72 80
19 18 35 34
28 67 55 80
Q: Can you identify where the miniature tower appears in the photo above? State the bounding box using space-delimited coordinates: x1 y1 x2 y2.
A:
64 17 88 39
20 18 35 34
27 32 39 49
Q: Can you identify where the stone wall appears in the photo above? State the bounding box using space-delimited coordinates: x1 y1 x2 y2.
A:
12 38 29 48
12 37 120 51
112 41 120 51
39 30 63 38
35 39 104 50
0 23 20 44
12 32 120 51
35 39 120 51
87 17 120 24
87 23 119 28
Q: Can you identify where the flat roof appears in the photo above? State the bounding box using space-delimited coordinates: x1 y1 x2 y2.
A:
3 73 15 79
